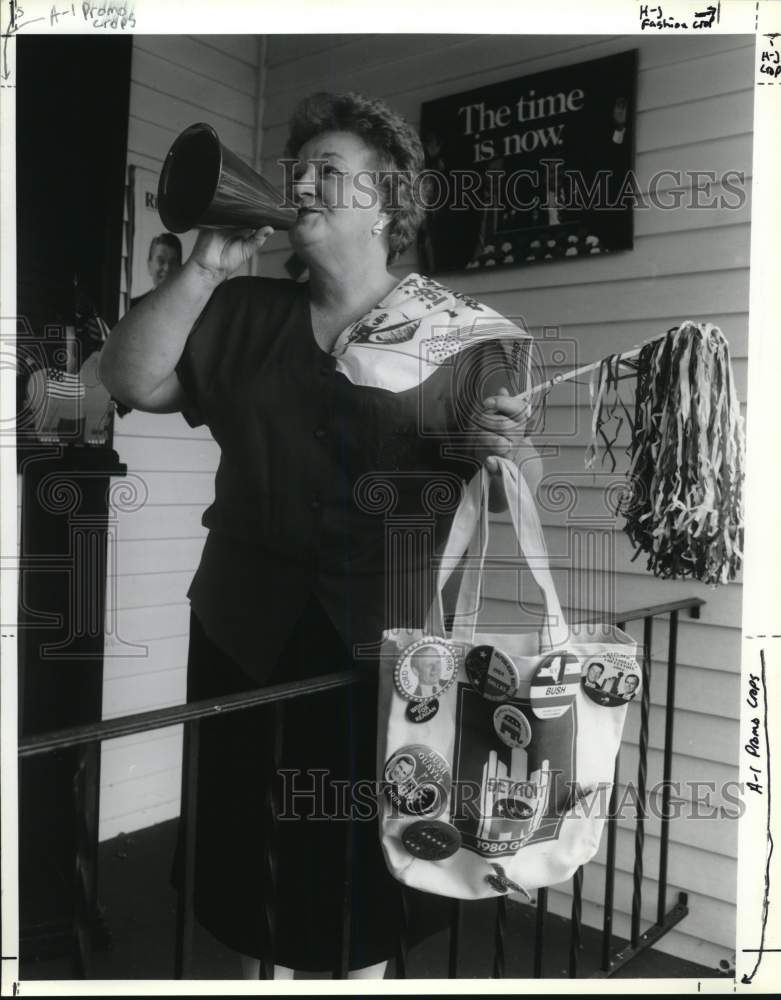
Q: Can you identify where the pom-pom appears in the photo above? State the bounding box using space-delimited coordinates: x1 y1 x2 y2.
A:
587 322 745 585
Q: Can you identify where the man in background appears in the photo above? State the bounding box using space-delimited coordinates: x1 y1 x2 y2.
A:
129 233 182 309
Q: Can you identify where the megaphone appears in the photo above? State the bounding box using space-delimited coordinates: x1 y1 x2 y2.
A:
157 123 298 233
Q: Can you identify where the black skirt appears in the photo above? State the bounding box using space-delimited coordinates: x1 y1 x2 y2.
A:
174 595 447 972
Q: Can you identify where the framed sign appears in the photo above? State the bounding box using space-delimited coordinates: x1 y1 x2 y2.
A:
418 50 637 274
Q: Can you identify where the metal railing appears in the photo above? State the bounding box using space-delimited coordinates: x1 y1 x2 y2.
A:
18 595 704 980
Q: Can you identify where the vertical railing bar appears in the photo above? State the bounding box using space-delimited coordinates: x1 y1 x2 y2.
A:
601 751 621 971
657 609 679 925
533 887 547 978
333 676 357 980
492 896 507 979
447 899 461 978
260 702 283 980
395 888 410 979
335 805 353 979
568 866 584 977
72 747 89 978
87 737 103 957
601 615 626 973
174 718 200 980
74 740 102 978
630 616 652 948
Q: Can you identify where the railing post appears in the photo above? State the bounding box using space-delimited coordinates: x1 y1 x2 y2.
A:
492 896 507 978
601 752 621 972
630 616 653 947
568 866 584 977
71 744 94 978
447 899 461 978
600 617 625 973
334 798 353 979
657 610 679 925
260 702 284 979
534 887 547 978
174 718 200 980
395 888 410 979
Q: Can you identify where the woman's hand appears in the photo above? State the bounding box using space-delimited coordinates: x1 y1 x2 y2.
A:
100 225 276 411
475 387 543 510
188 226 276 285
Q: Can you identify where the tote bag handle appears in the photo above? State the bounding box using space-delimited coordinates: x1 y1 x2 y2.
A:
428 457 568 649
427 466 489 635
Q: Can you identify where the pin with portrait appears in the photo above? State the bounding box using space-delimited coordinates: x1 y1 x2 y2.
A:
394 636 458 703
581 652 642 707
383 744 451 818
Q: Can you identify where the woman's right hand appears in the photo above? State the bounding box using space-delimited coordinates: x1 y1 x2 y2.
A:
100 224 276 411
187 226 275 284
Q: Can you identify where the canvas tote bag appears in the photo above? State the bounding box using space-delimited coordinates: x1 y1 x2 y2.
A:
377 457 640 900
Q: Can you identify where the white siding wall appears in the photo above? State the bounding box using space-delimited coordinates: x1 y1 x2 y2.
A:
99 35 261 841
256 33 751 971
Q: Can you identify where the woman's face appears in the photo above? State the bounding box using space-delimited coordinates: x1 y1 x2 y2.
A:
286 130 387 263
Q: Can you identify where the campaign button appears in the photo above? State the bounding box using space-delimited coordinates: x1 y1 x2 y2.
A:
406 698 439 724
581 652 642 707
383 744 451 818
401 820 461 860
394 636 458 703
492 705 532 749
530 651 581 719
464 645 520 701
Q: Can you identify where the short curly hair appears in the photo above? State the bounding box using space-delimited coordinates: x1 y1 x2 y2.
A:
284 91 425 263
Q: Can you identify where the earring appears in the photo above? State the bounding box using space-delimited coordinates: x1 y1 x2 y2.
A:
371 219 387 236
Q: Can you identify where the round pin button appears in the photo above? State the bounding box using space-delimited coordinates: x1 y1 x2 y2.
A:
465 645 520 701
406 698 439 724
530 650 581 719
581 652 642 707
401 820 461 861
383 744 451 818
394 636 458 703
493 705 532 749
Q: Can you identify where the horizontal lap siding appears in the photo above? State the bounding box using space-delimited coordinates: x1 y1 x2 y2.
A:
260 34 751 970
100 35 260 842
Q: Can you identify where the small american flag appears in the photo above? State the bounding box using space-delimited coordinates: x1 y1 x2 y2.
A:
46 368 85 400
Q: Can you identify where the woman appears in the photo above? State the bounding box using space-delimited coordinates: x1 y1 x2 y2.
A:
100 91 537 979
